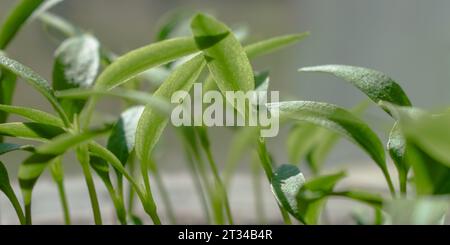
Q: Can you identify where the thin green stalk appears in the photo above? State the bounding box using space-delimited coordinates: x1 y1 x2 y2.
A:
181 141 213 224
148 158 176 224
256 137 292 225
251 152 267 224
399 169 407 196
50 158 71 225
25 203 31 225
126 153 137 214
76 145 102 225
2 188 25 225
140 156 162 225
198 131 234 225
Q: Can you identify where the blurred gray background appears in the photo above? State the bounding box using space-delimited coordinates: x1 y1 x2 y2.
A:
1 0 450 223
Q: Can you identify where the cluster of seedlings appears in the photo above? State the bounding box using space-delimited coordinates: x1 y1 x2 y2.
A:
0 0 449 225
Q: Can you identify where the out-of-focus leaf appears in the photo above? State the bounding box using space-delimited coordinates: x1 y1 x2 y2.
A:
38 12 80 38
405 142 450 195
295 171 346 224
18 126 111 207
0 0 45 49
245 33 309 59
136 55 205 163
0 55 70 126
268 101 394 193
29 0 64 21
0 104 64 127
107 106 144 165
55 88 172 114
53 34 100 120
0 122 65 141
385 197 449 225
155 11 189 42
0 143 34 155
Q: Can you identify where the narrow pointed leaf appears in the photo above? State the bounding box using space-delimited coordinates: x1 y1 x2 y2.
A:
94 37 198 90
55 88 172 114
18 126 111 205
191 13 254 94
0 104 63 127
136 55 205 162
0 143 34 155
0 0 45 49
299 65 412 109
0 55 70 125
0 67 17 125
245 32 309 59
0 122 65 140
268 101 393 192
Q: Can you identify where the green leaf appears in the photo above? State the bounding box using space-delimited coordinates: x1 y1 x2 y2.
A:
334 190 383 207
107 106 144 165
403 112 450 167
245 32 309 59
271 164 306 221
296 172 346 224
0 104 64 127
0 143 34 155
0 122 65 140
94 37 199 90
268 101 394 193
385 197 449 225
55 88 172 114
191 13 254 95
0 67 17 124
53 34 100 120
88 141 143 201
0 161 25 224
0 55 70 126
155 11 189 42
136 55 205 163
288 100 370 174
18 126 111 206
299 65 412 109
405 142 450 195
0 0 45 49
387 122 408 192
203 33 308 93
